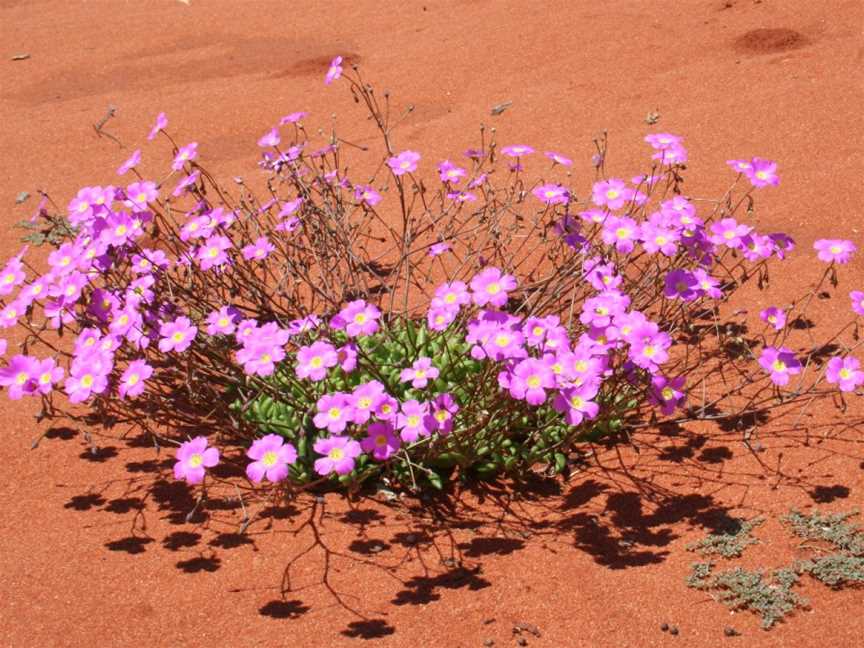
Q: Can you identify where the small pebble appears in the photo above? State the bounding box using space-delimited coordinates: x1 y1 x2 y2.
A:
660 623 669 632
724 627 740 637
483 640 494 647
516 638 528 647
669 626 679 636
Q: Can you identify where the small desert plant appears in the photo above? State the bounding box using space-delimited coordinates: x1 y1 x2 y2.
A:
1 57 862 502
686 516 764 558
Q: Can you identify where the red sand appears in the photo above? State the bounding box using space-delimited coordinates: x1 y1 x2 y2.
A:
1 1 863 646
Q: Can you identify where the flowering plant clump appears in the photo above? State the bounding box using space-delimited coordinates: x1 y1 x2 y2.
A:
4 61 862 501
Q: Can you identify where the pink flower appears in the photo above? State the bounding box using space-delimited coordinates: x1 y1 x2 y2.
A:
350 380 386 424
727 159 752 174
314 393 354 434
664 269 700 302
432 281 470 312
387 150 421 176
0 354 40 399
196 235 233 270
648 375 686 415
173 436 219 484
172 171 200 197
158 316 197 353
117 149 141 175
257 128 280 148
758 346 801 386
125 181 159 210
500 144 534 158
760 307 787 331
652 145 688 166
206 306 240 335
825 356 864 393
428 242 450 257
532 183 569 205
553 383 600 426
246 434 297 483
279 111 307 125
119 359 153 399
814 239 856 264
313 435 361 475
242 236 275 261
746 157 779 188
64 353 111 404
396 399 429 442
438 160 467 184
427 306 456 331
337 342 358 373
424 392 459 435
332 299 380 337
507 358 556 405
709 218 752 249
591 178 633 210
172 142 198 171
360 422 400 461
147 112 168 141
470 267 517 308
324 56 343 85
644 133 683 150
851 291 864 316
544 151 572 166
296 340 338 381
400 357 439 389
354 184 382 206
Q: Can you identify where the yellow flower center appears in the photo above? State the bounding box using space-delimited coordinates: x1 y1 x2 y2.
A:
354 313 367 324
407 415 420 427
486 282 501 295
188 453 203 467
606 189 619 200
526 376 541 388
655 236 667 246
328 407 342 420
444 293 457 304
839 368 852 379
135 193 147 204
414 370 426 379
39 372 52 385
375 434 388 446
15 372 28 385
615 227 630 239
772 360 786 372
495 334 511 348
172 332 185 342
309 356 323 368
661 387 675 400
2 274 14 284
218 317 229 327
643 346 657 358
755 171 768 180
830 245 841 254
570 396 584 408
358 397 372 409
328 447 345 460
435 410 449 422
81 374 94 388
262 451 278 467
127 374 139 386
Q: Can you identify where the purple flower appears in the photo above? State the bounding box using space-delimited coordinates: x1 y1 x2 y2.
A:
507 358 555 405
197 235 232 270
532 183 569 205
580 291 630 329
373 393 399 421
396 399 429 442
814 239 856 264
710 218 752 249
206 306 240 335
760 307 787 331
172 171 200 197
242 236 275 261
601 216 638 254
117 149 141 175
64 353 111 404
125 180 159 210
351 380 386 424
333 299 380 337
553 383 600 426
432 281 470 312
387 150 421 176
544 151 572 166
172 142 198 171
400 357 439 389
652 145 688 166
427 306 456 331
119 359 153 399
428 242 450 257
758 346 802 386
296 340 338 381
257 128 280 148
640 221 680 256
313 435 362 475
664 269 700 302
337 342 358 372
746 157 779 188
280 111 307 125
324 56 343 85
851 291 864 316
0 354 40 399
424 392 459 435
0 258 26 298
629 327 671 373
237 340 285 377
693 269 723 299
644 133 683 150
470 267 517 308
649 375 686 415
313 392 354 434
438 160 467 184
287 314 321 335
147 112 168 141
360 422 401 461
354 184 382 206
246 434 297 483
591 178 633 210
158 316 197 353
825 356 864 393
500 144 534 158
173 436 219 484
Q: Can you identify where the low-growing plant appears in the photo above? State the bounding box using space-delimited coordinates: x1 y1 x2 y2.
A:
687 562 806 629
1 58 862 504
686 516 764 558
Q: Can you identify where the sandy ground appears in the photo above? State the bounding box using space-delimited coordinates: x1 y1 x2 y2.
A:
0 1 863 646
